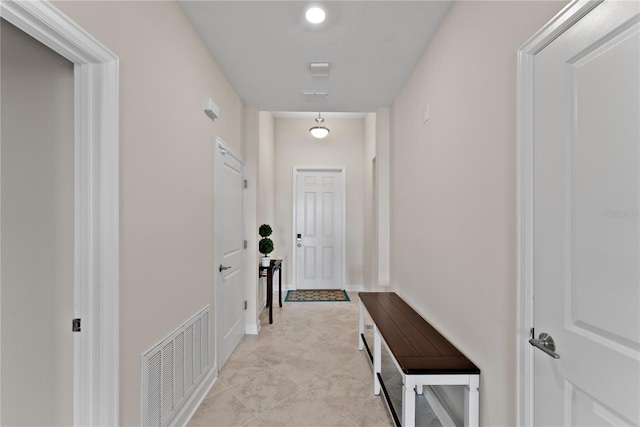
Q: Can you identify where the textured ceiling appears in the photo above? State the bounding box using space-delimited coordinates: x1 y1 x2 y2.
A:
179 1 452 113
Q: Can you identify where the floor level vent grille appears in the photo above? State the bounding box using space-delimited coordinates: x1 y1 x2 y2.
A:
142 306 210 426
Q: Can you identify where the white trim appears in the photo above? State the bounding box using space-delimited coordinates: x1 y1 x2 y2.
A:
214 137 246 370
0 1 120 425
245 321 261 335
216 137 246 165
291 166 347 290
275 283 296 292
167 366 217 427
515 1 602 426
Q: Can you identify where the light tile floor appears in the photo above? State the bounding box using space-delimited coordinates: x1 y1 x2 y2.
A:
188 292 442 427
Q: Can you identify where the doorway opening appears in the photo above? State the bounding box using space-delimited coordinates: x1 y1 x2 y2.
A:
0 2 119 424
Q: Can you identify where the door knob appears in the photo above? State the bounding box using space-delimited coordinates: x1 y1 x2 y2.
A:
529 332 560 359
219 265 231 272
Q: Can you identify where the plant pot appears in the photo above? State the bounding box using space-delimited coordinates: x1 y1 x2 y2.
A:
261 257 271 267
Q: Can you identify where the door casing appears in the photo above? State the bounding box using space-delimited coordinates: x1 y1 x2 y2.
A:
516 1 605 425
0 2 119 425
292 166 346 290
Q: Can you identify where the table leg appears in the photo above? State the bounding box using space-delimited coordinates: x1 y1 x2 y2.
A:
464 375 480 427
267 269 273 324
402 382 416 427
278 266 282 307
358 300 365 351
266 272 271 308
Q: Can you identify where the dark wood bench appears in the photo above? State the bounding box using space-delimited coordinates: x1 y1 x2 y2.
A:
358 292 480 427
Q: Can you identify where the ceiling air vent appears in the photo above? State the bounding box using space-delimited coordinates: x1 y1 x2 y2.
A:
301 90 328 101
309 62 330 77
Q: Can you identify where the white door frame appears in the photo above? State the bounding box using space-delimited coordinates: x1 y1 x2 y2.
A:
214 137 246 370
0 1 119 425
292 166 346 290
515 1 603 425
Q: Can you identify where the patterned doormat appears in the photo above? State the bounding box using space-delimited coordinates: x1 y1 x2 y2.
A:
285 289 350 302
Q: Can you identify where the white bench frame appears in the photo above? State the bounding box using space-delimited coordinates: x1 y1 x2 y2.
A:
359 299 480 427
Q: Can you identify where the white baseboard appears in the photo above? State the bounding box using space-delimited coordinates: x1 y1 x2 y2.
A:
423 386 459 427
245 320 261 335
168 364 217 427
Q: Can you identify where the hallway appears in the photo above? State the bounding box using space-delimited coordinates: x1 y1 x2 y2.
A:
0 2 581 425
188 293 442 427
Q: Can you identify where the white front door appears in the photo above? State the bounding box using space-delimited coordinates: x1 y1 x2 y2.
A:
1 20 75 425
532 1 639 425
215 140 246 368
295 168 344 290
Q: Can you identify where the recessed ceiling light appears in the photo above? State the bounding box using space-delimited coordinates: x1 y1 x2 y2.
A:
305 4 326 24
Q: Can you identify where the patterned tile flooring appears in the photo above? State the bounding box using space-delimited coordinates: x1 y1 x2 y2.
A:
188 292 442 427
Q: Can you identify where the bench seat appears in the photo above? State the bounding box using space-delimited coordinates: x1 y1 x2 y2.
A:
358 292 480 427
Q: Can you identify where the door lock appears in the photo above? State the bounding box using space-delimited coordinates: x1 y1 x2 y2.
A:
529 332 560 359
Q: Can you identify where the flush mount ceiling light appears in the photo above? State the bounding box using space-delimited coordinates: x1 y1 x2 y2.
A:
305 3 326 24
309 113 330 139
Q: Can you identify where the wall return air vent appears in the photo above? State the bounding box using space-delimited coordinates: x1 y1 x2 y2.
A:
142 306 210 427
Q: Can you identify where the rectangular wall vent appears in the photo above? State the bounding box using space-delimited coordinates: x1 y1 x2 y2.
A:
301 90 329 101
142 306 210 427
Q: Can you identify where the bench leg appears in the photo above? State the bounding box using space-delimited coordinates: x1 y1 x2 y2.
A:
402 383 416 427
373 325 381 395
464 375 480 427
358 299 364 351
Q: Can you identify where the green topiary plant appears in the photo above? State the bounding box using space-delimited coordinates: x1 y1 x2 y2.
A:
258 237 274 257
258 224 272 238
258 224 274 257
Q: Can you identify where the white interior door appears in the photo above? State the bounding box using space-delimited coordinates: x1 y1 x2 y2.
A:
295 169 344 290
1 20 74 426
532 1 640 425
215 140 246 368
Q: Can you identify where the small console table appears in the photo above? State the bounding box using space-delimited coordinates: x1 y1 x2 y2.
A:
258 259 282 324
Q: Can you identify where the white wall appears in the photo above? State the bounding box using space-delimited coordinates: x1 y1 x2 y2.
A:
362 108 391 291
258 112 276 228
390 1 566 425
273 118 365 289
257 112 275 307
363 113 377 289
375 108 391 287
244 110 276 329
52 2 245 424
244 106 260 331
1 20 74 426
